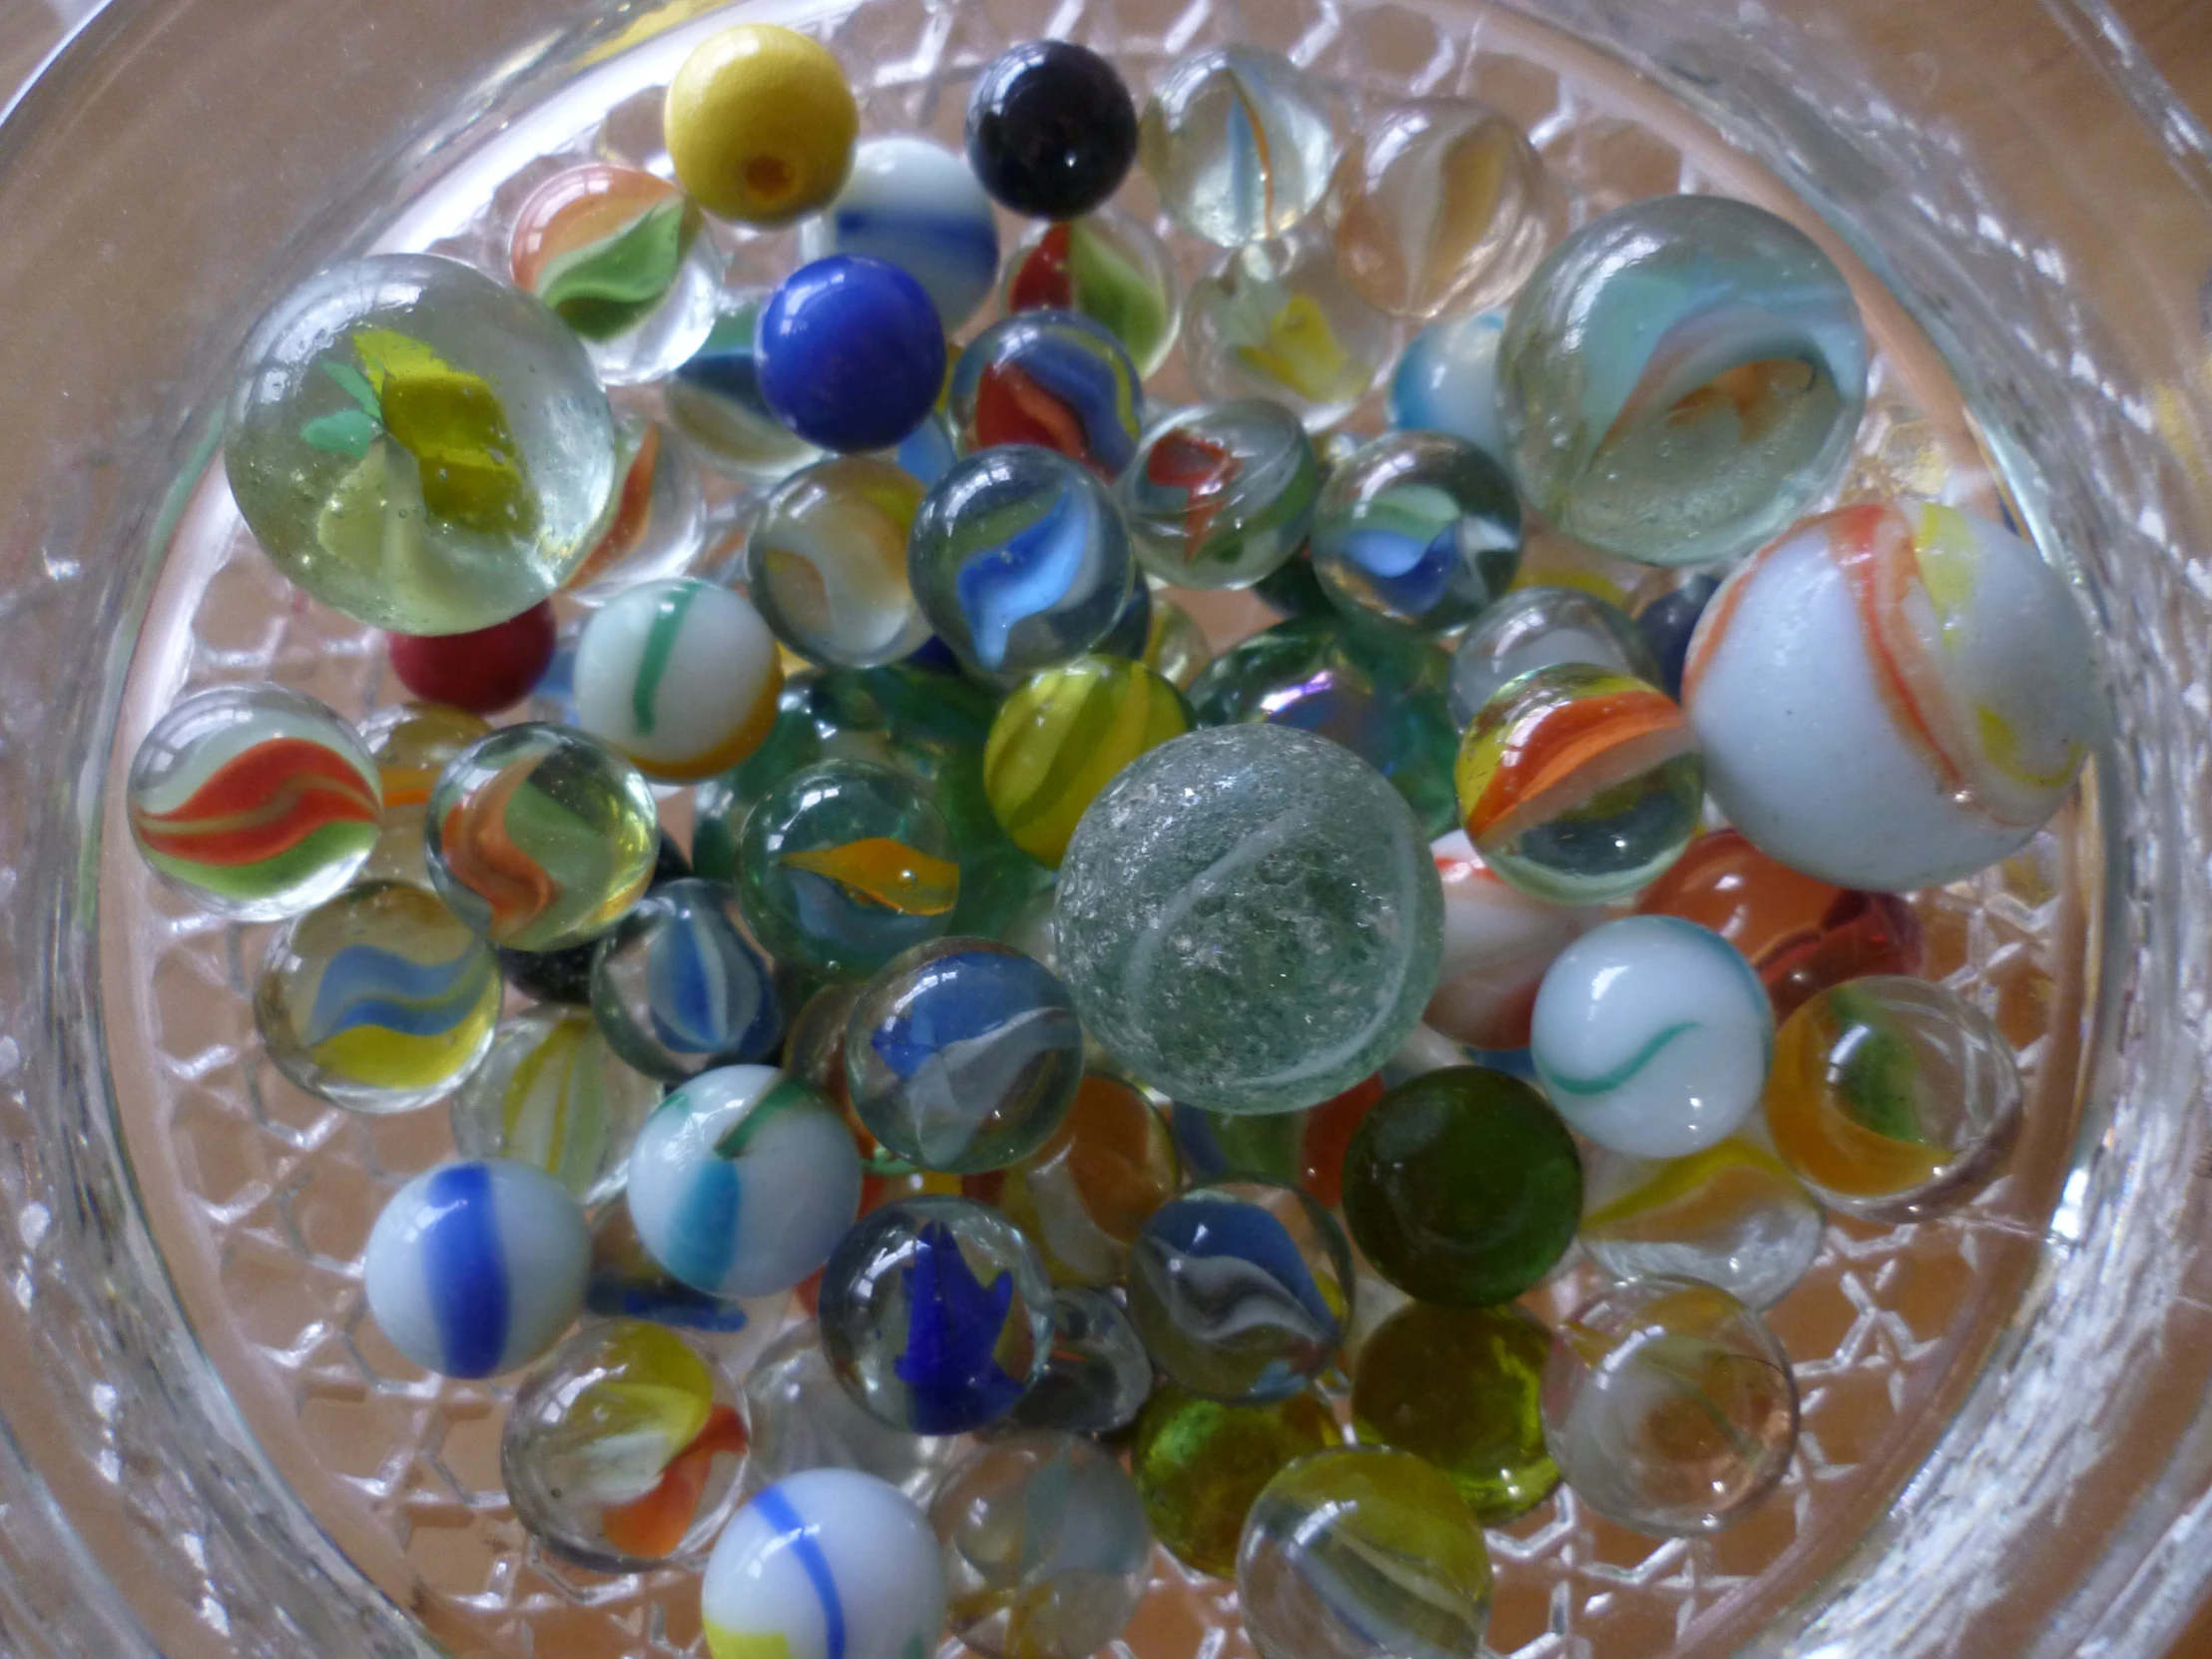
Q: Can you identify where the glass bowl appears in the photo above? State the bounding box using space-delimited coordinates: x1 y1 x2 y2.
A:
0 1 2205 1656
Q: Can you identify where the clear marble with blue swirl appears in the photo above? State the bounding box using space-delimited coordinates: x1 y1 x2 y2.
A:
1497 195 1869 568
949 310 1146 480
363 1158 590 1379
819 1194 1054 1435
845 936 1084 1174
1126 1178 1354 1403
253 878 502 1113
799 136 1001 330
1309 430 1522 632
1530 915 1776 1159
908 447 1135 680
590 877 785 1083
625 1064 864 1300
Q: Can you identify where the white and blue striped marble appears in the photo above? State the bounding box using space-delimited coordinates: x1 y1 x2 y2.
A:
363 1159 589 1379
703 1468 946 1659
801 137 1000 330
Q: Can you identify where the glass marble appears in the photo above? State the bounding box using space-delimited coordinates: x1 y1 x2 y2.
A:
1454 663 1704 904
491 830 691 1006
1010 1287 1155 1435
1351 1301 1557 1522
1626 564 1721 701
450 1005 657 1203
984 655 1194 868
800 135 1000 329
1636 829 1924 1022
742 1322 967 1500
735 759 962 978
507 161 719 384
1057 725 1444 1112
1237 1447 1492 1659
845 938 1084 1174
1144 594 1215 689
424 723 661 953
819 1194 1054 1434
664 23 858 225
1188 618 1459 835
1132 1383 1342 1578
1127 1179 1354 1402
1581 1133 1825 1309
950 311 1146 481
626 1063 864 1298
757 255 947 454
1389 308 1505 457
1170 1074 1382 1211
965 41 1137 220
358 701 489 885
748 456 932 667
1139 49 1334 248
224 254 616 633
1120 400 1318 590
1532 916 1775 1159
254 879 501 1113
1446 585 1659 725
1342 1066 1579 1306
590 877 784 1082
387 600 558 716
573 577 784 781
667 289 823 478
1187 234 1395 428
1310 430 1521 633
503 1320 748 1571
892 408 961 489
562 417 710 602
1425 830 1596 1051
1497 195 1869 567
363 1158 590 1379
1541 1277 1799 1535
1684 500 2100 890
702 1468 947 1659
1003 209 1182 378
1765 976 2022 1221
128 683 380 920
989 1073 1182 1287
931 1432 1152 1659
1326 99 1557 321
908 447 1136 681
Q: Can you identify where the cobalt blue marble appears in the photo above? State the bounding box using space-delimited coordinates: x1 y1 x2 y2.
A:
949 310 1145 479
801 136 1001 329
626 1064 864 1299
845 937 1084 1174
964 41 1138 221
819 1195 1053 1435
363 1159 590 1379
1125 1179 1354 1402
1389 309 1507 458
908 447 1135 679
756 256 948 453
590 877 785 1083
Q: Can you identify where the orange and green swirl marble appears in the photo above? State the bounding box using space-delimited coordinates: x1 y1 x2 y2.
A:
131 735 380 903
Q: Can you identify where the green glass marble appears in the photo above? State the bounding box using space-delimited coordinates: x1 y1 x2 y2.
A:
696 666 1045 940
1056 726 1444 1115
1189 618 1459 835
735 759 961 979
1131 1383 1342 1578
1342 1066 1581 1305
1350 1302 1558 1522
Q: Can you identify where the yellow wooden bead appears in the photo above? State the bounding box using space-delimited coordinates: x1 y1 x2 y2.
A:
665 25 857 226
